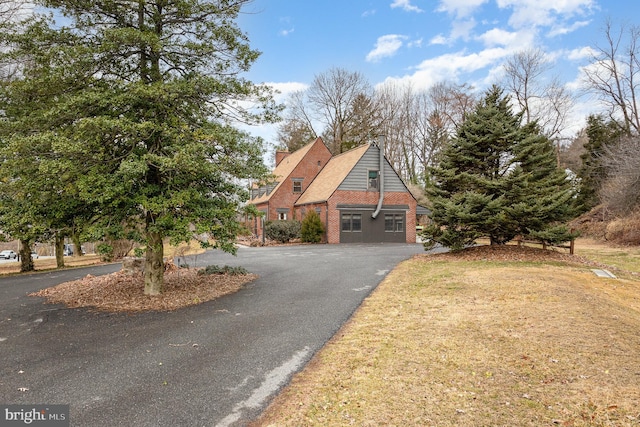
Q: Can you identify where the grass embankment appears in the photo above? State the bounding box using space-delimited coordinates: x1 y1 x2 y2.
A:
255 241 640 426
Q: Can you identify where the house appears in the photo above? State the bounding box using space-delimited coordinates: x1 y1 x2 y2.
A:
249 137 332 236
248 137 419 244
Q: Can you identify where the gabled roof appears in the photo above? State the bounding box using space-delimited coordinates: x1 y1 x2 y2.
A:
295 144 370 206
251 138 322 204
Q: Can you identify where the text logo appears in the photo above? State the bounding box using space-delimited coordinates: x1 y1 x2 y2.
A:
0 405 69 427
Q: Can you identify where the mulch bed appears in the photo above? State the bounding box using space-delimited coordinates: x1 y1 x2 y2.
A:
30 268 258 313
416 244 635 273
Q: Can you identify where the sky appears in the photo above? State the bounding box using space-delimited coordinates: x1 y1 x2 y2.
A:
236 0 640 145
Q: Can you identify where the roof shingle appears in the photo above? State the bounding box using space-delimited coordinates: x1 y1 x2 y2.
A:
295 144 370 205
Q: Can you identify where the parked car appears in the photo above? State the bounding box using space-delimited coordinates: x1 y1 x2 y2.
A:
63 244 74 256
0 250 17 259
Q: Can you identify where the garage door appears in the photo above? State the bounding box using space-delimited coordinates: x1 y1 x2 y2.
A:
339 208 406 243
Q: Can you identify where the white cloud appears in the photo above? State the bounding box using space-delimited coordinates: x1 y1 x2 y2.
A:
430 34 448 45
408 38 424 48
548 19 590 37
390 0 424 13
277 16 294 37
267 82 309 102
567 46 594 61
496 0 596 29
477 28 518 47
476 27 536 50
366 34 408 63
428 19 478 45
379 47 509 91
362 9 376 17
449 18 477 41
436 0 489 18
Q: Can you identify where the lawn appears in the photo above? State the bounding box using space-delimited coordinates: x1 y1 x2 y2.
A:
253 241 640 426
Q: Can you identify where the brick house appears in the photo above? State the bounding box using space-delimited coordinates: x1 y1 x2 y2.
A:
249 137 332 237
249 137 419 244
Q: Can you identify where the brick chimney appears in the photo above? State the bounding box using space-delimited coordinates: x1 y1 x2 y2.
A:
275 150 290 166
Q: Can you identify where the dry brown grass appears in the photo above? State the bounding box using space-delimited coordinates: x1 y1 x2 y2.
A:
254 245 640 427
0 255 105 275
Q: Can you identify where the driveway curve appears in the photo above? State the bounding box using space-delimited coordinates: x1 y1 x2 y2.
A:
0 243 428 426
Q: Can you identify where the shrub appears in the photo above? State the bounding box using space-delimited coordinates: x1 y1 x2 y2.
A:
301 210 325 243
197 265 249 276
264 220 301 243
96 242 114 262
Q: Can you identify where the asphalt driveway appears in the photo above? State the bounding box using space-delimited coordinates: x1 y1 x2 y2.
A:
0 243 428 426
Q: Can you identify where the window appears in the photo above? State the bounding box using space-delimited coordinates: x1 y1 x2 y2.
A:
341 214 362 232
278 212 288 220
292 179 303 193
368 170 379 190
385 214 404 232
385 214 394 232
352 214 362 232
394 214 403 232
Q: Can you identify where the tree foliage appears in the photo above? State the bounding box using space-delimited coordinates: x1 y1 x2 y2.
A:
422 85 577 251
0 1 279 293
575 115 624 211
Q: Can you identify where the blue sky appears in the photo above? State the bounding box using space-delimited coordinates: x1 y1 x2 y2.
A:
237 0 640 144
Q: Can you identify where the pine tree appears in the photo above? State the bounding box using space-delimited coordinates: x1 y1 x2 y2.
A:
0 1 279 294
576 115 623 211
422 85 577 251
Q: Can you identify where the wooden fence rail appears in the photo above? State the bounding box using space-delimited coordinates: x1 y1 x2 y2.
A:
515 237 575 255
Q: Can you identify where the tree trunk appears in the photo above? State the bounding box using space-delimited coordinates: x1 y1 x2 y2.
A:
144 228 164 296
19 239 34 272
55 233 65 268
72 231 83 257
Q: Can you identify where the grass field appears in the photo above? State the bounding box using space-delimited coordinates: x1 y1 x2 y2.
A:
254 240 640 426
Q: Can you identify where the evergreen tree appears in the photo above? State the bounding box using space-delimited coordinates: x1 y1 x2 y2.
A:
0 1 279 294
301 209 325 243
576 115 623 211
422 85 577 251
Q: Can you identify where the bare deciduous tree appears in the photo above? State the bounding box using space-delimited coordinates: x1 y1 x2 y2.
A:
559 128 587 173
375 80 476 184
599 135 640 214
503 48 574 145
583 20 640 136
275 90 318 152
308 67 372 154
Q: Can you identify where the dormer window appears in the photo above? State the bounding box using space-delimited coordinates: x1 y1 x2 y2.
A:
292 178 303 193
368 170 379 190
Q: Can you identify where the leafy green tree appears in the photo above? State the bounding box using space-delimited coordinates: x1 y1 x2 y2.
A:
422 85 577 251
301 209 325 243
576 115 623 211
0 1 279 294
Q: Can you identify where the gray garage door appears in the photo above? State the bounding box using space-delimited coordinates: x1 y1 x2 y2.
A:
339 205 407 243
